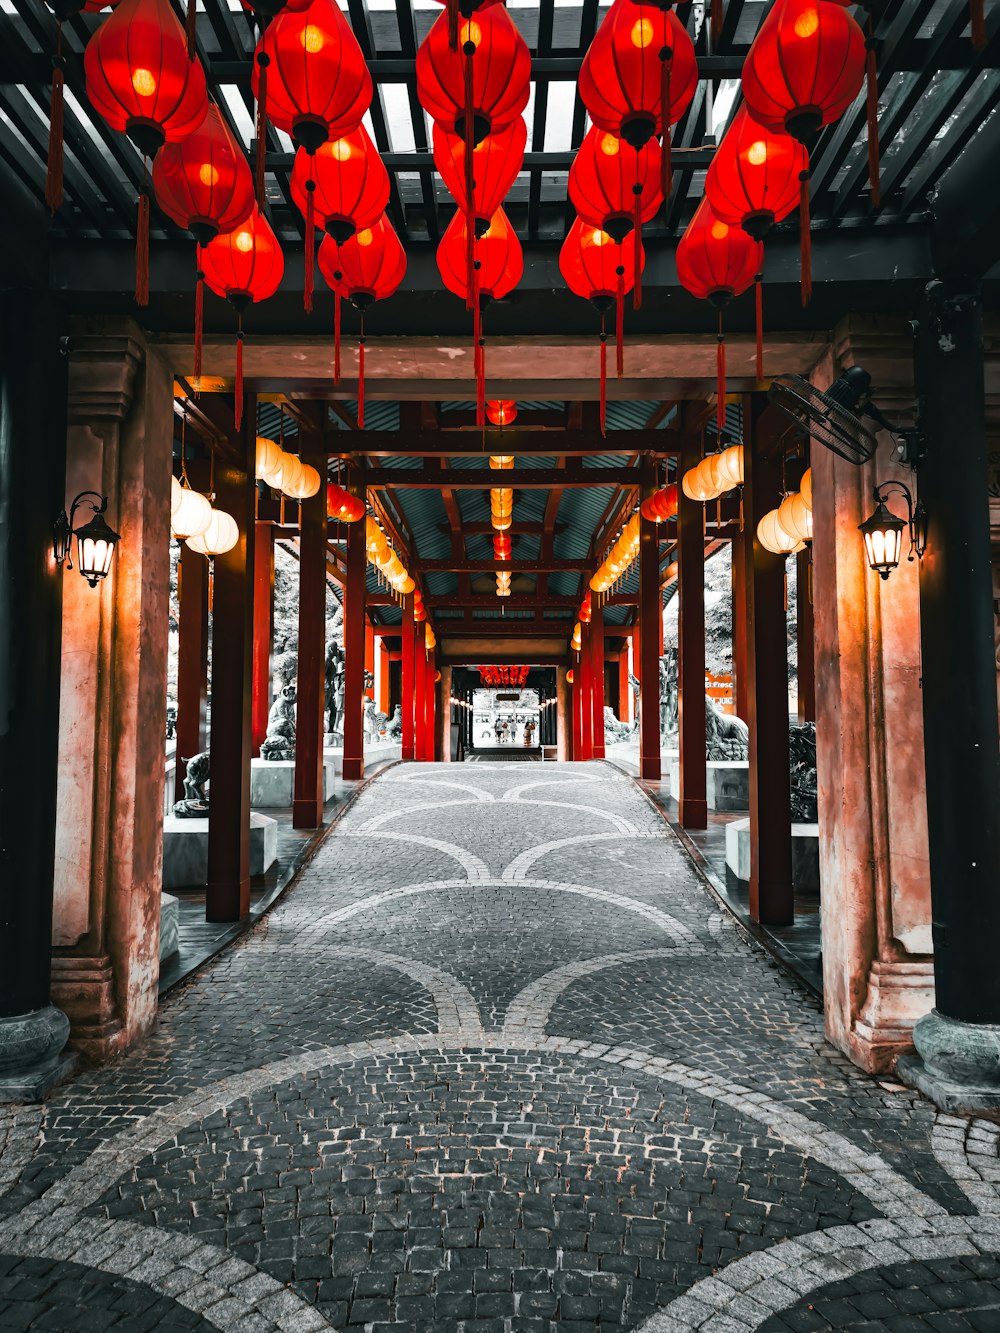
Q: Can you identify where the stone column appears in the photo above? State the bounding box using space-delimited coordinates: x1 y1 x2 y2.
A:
50 319 173 1061
0 291 74 1099
812 318 934 1074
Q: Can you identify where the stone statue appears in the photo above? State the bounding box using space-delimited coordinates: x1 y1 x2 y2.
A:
261 683 297 761
628 671 640 732
165 703 177 742
363 697 390 742
603 706 632 745
386 704 403 739
789 721 818 822
659 648 679 737
706 695 749 760
325 641 345 739
172 751 210 817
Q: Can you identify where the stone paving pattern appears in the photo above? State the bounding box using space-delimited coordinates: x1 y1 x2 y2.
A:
0 761 997 1331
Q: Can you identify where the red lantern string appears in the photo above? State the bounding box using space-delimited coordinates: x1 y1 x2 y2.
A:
615 268 624 380
716 309 726 432
865 19 881 209
755 271 764 382
334 289 341 382
447 0 458 49
633 192 642 310
254 52 269 207
660 50 672 203
799 167 811 307
971 0 985 50
463 40 476 310
357 315 365 429
235 318 245 430
711 0 723 47
136 175 150 307
45 29 65 213
599 323 607 438
194 247 204 390
304 176 315 312
186 0 197 61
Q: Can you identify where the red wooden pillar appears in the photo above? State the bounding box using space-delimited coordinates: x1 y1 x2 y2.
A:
175 545 209 801
341 501 367 782
578 622 594 760
618 648 630 725
425 647 436 760
414 623 427 761
732 535 749 721
572 664 583 759
364 618 375 699
744 394 793 925
401 594 416 761
251 521 274 757
293 425 327 828
678 430 707 828
796 549 816 723
639 462 661 780
590 599 605 759
378 637 390 714
207 397 255 922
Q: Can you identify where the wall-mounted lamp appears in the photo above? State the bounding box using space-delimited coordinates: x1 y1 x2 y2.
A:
54 492 121 587
859 481 926 580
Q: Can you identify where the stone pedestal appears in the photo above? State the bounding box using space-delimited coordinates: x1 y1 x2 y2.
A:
251 758 336 807
163 813 278 889
670 758 749 811
0 1008 75 1102
898 1012 1000 1114
160 894 179 961
726 818 820 892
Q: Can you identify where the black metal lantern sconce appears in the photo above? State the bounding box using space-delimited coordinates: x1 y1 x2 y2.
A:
859 481 927 580
53 491 121 587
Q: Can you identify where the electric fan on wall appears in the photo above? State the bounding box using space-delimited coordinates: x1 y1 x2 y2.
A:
767 366 913 466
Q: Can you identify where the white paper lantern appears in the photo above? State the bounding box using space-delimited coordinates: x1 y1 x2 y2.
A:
757 508 804 555
172 486 213 539
682 465 714 502
185 508 239 556
777 492 813 544
279 453 304 498
255 435 282 480
295 464 322 499
801 467 813 510
717 444 744 489
170 474 183 518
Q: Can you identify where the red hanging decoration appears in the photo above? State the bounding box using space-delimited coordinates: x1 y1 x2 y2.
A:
579 0 697 150
486 400 516 426
235 319 244 429
436 206 522 303
304 176 315 312
45 37 66 213
290 126 390 243
640 483 678 523
615 269 624 379
252 0 371 152
971 0 986 49
716 311 726 432
415 5 530 144
334 289 341 382
254 52 269 207
711 0 723 47
599 327 607 437
433 118 526 236
194 249 204 386
865 18 881 209
755 271 764 382
704 104 807 240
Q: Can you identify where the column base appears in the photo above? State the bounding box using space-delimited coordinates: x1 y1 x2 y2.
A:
679 797 708 829
848 959 935 1074
0 1006 76 1103
342 757 364 781
897 1009 1000 1114
50 955 125 1064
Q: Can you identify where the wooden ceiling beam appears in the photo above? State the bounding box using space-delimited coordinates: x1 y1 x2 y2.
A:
330 429 679 457
367 467 637 489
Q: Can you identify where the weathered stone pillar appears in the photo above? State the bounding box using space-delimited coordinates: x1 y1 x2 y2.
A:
50 319 173 1061
812 318 934 1073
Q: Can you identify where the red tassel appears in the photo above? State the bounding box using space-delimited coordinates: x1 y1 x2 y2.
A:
135 183 150 307
473 257 483 425
971 0 985 49
865 22 881 209
186 0 197 60
254 53 269 209
716 311 726 433
799 166 812 308
711 0 723 46
463 46 476 311
615 273 624 380
448 0 459 50
633 199 642 311
599 326 607 438
754 272 764 382
358 329 365 430
194 248 204 392
235 321 244 431
45 38 65 214
304 177 315 313
660 52 672 202
477 333 485 426
334 290 341 383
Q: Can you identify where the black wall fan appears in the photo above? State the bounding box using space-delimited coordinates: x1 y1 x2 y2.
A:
767 366 917 467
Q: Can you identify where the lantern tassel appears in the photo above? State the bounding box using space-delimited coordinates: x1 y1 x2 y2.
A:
334 290 341 383
711 0 723 47
447 0 459 50
254 53 269 209
234 318 244 432
754 272 764 383
865 20 881 209
304 178 315 314
971 0 986 49
633 197 642 311
194 248 204 394
799 166 812 308
615 273 624 380
135 176 150 308
358 315 365 430
477 331 485 428
599 323 607 439
463 46 476 311
45 33 65 214
716 310 726 433
186 0 197 61
473 257 484 426
660 51 673 202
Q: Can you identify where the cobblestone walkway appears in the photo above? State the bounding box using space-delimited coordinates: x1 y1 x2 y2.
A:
2 762 999 1331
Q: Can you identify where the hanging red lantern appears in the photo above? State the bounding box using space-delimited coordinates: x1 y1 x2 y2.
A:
290 127 389 244
640 483 678 523
579 592 592 624
426 0 502 52
327 481 366 522
742 0 865 305
704 104 807 240
486 400 517 427
559 217 641 435
200 207 284 430
85 0 208 305
676 196 762 428
493 533 511 560
579 0 697 199
317 216 406 429
433 119 526 236
568 126 662 310
416 6 530 147
153 103 255 388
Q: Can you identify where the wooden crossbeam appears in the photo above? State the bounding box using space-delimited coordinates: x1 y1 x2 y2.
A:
331 430 678 457
367 467 637 489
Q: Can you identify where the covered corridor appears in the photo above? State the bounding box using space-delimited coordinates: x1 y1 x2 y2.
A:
2 762 999 1331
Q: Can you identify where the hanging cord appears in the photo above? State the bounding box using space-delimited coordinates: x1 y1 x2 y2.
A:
209 433 216 500
45 24 65 213
447 0 459 50
463 38 476 310
304 176 316 313
186 0 197 61
334 289 341 383
473 255 484 426
865 17 881 209
716 308 726 433
754 271 764 382
971 0 985 49
659 47 673 202
632 188 643 311
194 245 205 395
799 162 812 307
180 412 190 488
136 158 150 307
615 268 624 380
357 311 365 430
254 51 269 208
234 313 245 431
599 316 607 439
711 0 723 47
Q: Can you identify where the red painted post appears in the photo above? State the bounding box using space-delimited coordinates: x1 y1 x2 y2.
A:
175 545 209 801
796 549 816 722
732 535 749 722
425 648 436 760
293 425 327 827
378 637 390 715
414 623 427 761
618 648 630 724
401 594 415 761
251 521 274 757
678 430 708 828
639 462 661 781
579 622 594 760
590 598 605 759
341 502 367 782
364 618 375 699
572 663 583 759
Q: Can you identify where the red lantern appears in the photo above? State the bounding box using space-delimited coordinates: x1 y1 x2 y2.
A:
559 218 642 434
317 216 407 428
433 119 526 235
437 208 522 426
704 104 807 240
426 0 502 52
568 126 662 309
85 0 208 304
579 0 697 198
486 400 517 427
153 102 255 388
291 127 389 244
579 592 592 624
676 196 763 418
493 533 511 560
640 483 678 524
416 6 530 146
327 482 365 523
201 207 284 429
